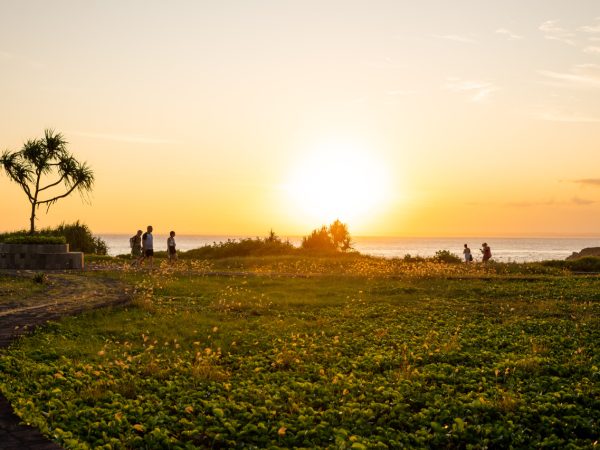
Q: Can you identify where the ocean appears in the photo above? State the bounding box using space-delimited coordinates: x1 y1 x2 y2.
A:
99 234 599 263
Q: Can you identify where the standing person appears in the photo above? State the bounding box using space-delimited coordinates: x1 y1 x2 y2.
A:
481 242 492 263
463 244 473 263
130 229 143 267
167 230 177 263
140 225 154 269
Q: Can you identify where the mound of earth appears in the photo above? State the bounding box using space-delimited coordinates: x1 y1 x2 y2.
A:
566 247 600 260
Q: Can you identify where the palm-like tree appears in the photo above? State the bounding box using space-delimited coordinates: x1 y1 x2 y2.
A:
1 129 94 234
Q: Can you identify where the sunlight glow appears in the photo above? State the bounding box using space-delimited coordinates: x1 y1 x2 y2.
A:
285 139 391 228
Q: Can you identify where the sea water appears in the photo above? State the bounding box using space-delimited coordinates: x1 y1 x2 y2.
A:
99 234 599 263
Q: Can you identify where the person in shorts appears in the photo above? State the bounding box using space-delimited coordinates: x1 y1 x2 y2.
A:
463 244 473 263
167 230 177 263
140 225 154 269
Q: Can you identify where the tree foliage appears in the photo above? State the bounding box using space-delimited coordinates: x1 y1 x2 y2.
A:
0 130 94 233
301 220 353 252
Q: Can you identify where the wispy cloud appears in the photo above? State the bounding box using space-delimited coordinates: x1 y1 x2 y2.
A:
445 78 498 102
539 20 576 45
583 46 600 55
539 63 600 88
579 17 600 34
433 34 476 44
505 197 595 207
535 109 600 123
573 178 600 187
539 18 600 55
69 131 177 145
386 89 416 97
495 28 523 40
571 196 596 205
505 200 555 207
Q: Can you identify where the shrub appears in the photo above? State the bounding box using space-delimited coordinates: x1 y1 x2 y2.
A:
432 250 462 264
301 220 353 253
4 235 66 245
568 256 600 272
0 221 107 254
403 254 426 263
182 232 296 259
301 226 337 253
50 222 107 254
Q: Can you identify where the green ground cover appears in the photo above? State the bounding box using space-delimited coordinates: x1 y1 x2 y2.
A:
0 260 599 448
0 274 46 307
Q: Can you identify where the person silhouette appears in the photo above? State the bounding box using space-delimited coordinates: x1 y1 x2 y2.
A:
463 244 473 262
481 242 492 263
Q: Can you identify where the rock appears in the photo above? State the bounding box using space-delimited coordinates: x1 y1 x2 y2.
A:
565 247 600 261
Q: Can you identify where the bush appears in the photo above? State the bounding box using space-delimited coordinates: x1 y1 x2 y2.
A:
0 221 107 254
432 250 462 264
182 232 296 259
4 235 66 245
402 254 426 263
568 256 600 272
301 220 353 253
301 226 337 253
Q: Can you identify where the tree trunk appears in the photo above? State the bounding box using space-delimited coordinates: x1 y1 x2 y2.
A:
29 202 36 234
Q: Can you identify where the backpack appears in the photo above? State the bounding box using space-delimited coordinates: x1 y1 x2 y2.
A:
129 235 136 248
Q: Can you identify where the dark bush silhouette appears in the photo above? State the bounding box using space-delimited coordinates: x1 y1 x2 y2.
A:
0 221 107 254
182 231 295 259
301 220 353 253
432 250 462 264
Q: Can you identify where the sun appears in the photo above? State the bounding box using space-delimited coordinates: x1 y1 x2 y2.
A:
285 139 391 228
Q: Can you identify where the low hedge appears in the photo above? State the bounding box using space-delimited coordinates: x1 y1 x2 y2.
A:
3 235 67 245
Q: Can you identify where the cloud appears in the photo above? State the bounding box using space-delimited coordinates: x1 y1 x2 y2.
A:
573 178 600 187
538 63 600 88
504 198 595 207
505 200 555 207
535 109 600 123
495 28 523 40
433 34 476 44
69 131 177 145
540 18 600 55
571 196 596 205
583 46 600 54
386 89 416 96
539 20 576 45
445 78 498 102
579 17 600 34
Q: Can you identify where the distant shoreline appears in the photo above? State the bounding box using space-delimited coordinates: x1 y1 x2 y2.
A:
99 234 599 263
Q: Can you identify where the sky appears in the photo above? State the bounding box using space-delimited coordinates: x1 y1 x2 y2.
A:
1 0 600 237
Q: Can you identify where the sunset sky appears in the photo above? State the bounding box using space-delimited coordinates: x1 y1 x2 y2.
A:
2 1 600 237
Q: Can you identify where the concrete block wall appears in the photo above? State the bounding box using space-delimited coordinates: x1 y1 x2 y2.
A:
0 244 84 270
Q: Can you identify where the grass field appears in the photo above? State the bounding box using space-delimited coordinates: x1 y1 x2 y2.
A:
1 257 599 448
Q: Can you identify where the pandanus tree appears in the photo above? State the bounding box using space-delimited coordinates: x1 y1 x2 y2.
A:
0 130 94 234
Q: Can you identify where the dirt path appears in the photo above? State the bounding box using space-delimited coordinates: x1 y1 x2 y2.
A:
0 272 131 450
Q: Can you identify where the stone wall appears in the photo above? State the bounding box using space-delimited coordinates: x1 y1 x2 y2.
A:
0 243 84 270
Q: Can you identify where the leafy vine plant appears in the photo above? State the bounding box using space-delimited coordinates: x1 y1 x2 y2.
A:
1 129 94 234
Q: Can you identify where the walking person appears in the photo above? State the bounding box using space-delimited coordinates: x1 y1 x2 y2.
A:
130 229 143 267
463 244 473 263
140 225 154 269
481 242 492 263
167 230 177 263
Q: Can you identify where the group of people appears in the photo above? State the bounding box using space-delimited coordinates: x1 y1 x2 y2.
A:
462 243 492 263
130 225 177 268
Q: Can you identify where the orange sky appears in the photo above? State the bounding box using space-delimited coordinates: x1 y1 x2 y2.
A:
2 1 600 236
